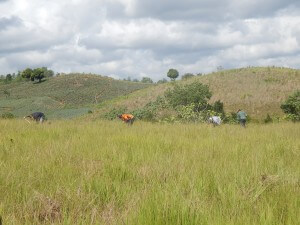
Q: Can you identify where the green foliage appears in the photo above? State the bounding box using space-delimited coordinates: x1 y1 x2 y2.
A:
104 106 128 120
21 68 33 80
281 90 300 121
131 97 166 121
212 100 225 117
32 68 45 82
3 90 10 98
176 104 221 122
181 73 194 80
42 67 54 77
1 112 15 119
223 112 238 124
5 74 12 82
157 78 168 84
141 77 153 83
264 114 273 123
167 69 179 81
165 82 212 112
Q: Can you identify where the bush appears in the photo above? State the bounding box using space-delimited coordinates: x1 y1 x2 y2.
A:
164 82 212 112
104 106 127 120
264 114 273 123
281 90 300 121
131 97 167 121
1 112 15 119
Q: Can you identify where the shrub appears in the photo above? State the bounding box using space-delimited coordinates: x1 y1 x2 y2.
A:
131 97 167 121
104 106 127 120
164 82 212 112
264 114 273 123
1 112 15 119
281 90 300 122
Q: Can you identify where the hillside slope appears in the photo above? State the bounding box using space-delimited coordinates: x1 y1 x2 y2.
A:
90 67 300 120
0 73 151 118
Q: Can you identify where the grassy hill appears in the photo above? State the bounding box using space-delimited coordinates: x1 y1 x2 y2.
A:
1 67 299 121
89 67 300 120
0 73 151 119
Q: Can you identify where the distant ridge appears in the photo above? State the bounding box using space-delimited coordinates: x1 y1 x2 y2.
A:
0 73 151 119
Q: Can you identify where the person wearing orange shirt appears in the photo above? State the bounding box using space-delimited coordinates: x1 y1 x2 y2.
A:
118 114 135 125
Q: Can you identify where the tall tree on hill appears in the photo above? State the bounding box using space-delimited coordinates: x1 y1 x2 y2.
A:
42 67 54 77
21 68 33 80
167 69 179 81
32 68 45 82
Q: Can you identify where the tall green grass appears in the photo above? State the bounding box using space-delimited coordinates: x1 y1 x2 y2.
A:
0 120 299 224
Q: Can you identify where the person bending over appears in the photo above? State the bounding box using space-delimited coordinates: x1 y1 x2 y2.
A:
24 112 46 123
118 114 135 125
208 116 221 126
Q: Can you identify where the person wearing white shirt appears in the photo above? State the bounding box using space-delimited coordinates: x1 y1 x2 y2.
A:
208 116 221 126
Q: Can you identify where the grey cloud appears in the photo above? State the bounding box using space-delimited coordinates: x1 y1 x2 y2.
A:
0 0 300 79
106 0 300 21
0 16 22 30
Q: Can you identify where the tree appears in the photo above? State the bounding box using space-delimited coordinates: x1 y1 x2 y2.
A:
32 68 45 82
281 90 300 121
182 73 194 80
157 78 168 84
212 100 225 117
5 74 12 82
165 81 212 112
42 67 54 77
21 68 33 80
167 68 179 81
141 77 153 83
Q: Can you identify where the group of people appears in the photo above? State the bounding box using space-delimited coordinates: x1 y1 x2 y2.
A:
208 109 248 127
24 109 248 127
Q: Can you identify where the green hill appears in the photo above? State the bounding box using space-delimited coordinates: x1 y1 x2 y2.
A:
0 73 151 119
89 67 300 120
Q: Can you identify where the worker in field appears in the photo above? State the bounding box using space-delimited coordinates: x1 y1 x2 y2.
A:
118 113 135 125
24 112 46 123
208 116 221 126
237 109 247 127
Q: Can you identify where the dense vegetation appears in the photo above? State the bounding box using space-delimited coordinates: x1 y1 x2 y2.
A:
0 120 299 224
281 90 300 121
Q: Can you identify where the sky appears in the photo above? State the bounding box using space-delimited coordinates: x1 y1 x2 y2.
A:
0 0 299 81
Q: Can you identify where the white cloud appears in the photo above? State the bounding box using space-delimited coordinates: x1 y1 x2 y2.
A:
0 0 299 79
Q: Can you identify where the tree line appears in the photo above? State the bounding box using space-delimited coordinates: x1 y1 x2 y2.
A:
123 68 203 84
0 67 54 83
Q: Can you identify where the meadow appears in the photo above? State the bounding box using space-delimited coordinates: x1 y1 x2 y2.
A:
0 120 299 224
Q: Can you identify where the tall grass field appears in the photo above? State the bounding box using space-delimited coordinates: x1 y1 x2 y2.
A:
0 120 299 224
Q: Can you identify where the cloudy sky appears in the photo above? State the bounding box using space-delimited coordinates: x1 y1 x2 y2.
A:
0 0 299 80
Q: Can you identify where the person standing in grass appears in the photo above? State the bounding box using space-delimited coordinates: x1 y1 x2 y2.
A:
237 109 247 127
118 114 135 125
